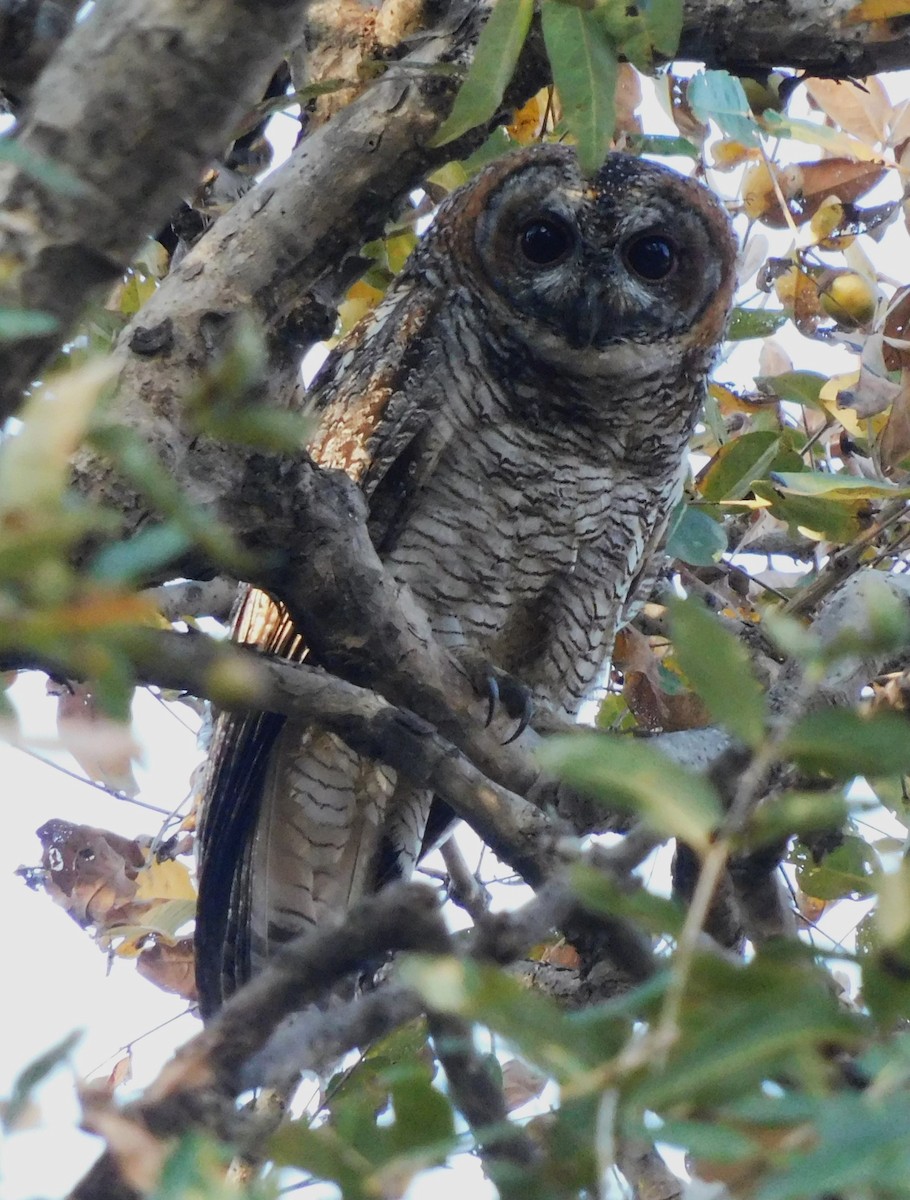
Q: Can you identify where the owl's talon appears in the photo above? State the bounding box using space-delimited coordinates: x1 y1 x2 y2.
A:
484 674 500 728
484 669 534 744
503 700 533 746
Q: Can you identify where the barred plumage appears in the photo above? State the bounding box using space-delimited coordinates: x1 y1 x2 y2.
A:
196 144 737 1015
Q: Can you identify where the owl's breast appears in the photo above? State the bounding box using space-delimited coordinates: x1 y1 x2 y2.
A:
379 408 623 676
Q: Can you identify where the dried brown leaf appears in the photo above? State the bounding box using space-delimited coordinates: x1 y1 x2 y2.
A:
37 819 143 928
883 285 910 371
49 680 139 796
614 63 643 137
805 77 890 145
501 1059 549 1112
136 936 198 1001
106 1054 133 1093
80 1088 171 1193
746 159 887 228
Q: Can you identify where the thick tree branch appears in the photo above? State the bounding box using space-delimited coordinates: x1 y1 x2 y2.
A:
136 627 557 882
142 577 237 624
0 0 81 105
70 882 453 1200
680 0 910 76
0 0 318 418
69 850 664 1200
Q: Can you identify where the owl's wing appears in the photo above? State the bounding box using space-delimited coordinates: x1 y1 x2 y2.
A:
196 280 454 1014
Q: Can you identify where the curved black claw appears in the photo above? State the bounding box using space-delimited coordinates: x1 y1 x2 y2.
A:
484 673 500 729
493 672 534 745
455 649 535 742
502 693 533 745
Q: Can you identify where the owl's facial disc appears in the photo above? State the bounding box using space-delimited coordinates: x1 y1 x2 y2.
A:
469 147 735 360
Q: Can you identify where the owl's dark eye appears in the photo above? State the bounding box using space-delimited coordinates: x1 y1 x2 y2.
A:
518 217 575 266
624 234 676 281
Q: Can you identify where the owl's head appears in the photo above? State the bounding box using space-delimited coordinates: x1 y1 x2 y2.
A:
440 145 737 370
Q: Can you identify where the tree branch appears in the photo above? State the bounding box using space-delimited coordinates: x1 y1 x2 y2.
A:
142 577 237 624
71 882 452 1200
0 0 81 105
680 0 910 76
0 0 318 418
428 1010 539 1180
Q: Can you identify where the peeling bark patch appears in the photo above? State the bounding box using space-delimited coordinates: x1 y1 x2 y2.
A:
129 318 174 357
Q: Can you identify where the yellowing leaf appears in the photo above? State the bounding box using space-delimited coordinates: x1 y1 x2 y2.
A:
847 0 910 21
762 112 885 162
0 360 115 516
712 139 761 171
820 371 865 437
385 230 417 274
134 857 196 904
337 280 384 337
507 92 543 143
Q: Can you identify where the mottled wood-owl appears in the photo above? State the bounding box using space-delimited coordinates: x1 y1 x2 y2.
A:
196 144 737 1015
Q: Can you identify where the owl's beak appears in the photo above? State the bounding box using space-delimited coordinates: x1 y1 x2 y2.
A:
569 278 609 349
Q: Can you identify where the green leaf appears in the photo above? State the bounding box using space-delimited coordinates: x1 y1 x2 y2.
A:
628 948 859 1113
700 431 793 502
769 470 910 500
665 502 727 566
0 308 60 341
430 0 534 147
399 956 603 1080
89 423 254 576
642 0 684 56
389 1072 455 1154
89 522 192 584
687 71 761 145
654 1117 757 1163
727 308 787 341
570 864 685 937
542 2 618 174
745 790 849 848
792 835 879 900
667 595 767 748
867 775 910 822
754 370 827 409
752 480 868 543
196 407 314 453
540 733 722 852
783 710 910 779
155 1134 234 1200
755 1095 910 1200
3 1031 81 1132
624 133 699 158
0 136 88 196
271 1122 373 1198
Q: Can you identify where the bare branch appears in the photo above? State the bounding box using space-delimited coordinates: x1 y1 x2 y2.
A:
616 1138 684 1200
440 835 492 922
428 1011 539 1176
142 578 237 624
681 0 910 76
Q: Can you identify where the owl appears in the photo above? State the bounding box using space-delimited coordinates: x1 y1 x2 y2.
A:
196 144 737 1015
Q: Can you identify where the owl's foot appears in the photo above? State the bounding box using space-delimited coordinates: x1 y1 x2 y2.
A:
452 649 535 742
482 669 534 744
